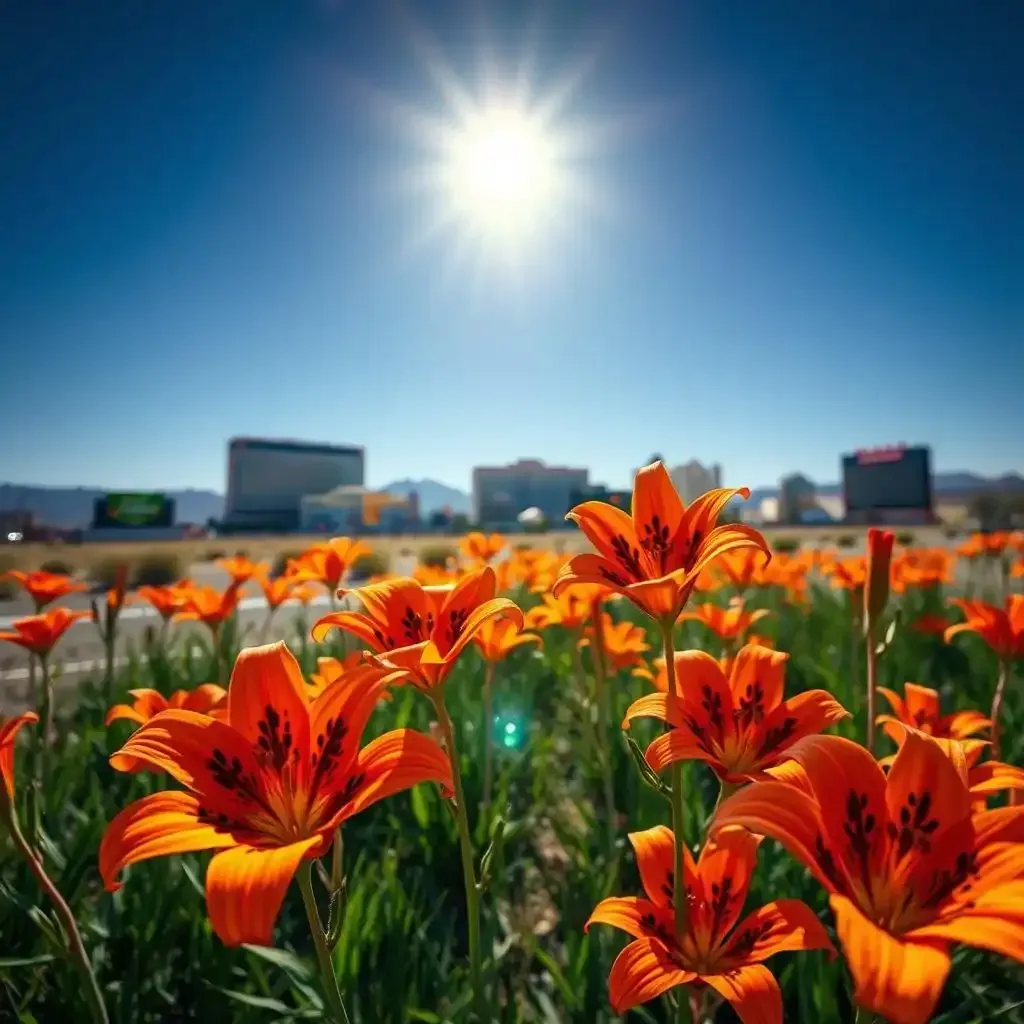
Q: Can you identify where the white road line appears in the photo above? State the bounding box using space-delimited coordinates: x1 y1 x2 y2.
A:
0 647 212 683
0 593 332 630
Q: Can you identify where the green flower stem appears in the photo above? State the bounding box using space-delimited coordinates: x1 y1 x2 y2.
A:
659 621 690 943
865 622 877 755
481 660 495 812
1 798 108 1024
297 862 351 1024
590 609 618 859
433 691 487 1021
991 658 1010 765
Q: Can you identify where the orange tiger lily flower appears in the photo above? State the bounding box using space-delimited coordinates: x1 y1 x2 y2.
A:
713 731 1024 1024
676 598 769 643
523 584 608 632
0 608 90 659
174 582 244 637
878 730 1020 813
100 641 452 947
311 565 524 691
460 531 506 564
945 596 1024 662
256 572 297 611
624 645 848 784
473 617 542 664
0 711 38 800
554 462 769 623
289 537 371 593
0 569 88 612
305 652 377 700
136 584 184 621
216 554 266 585
876 682 990 744
717 548 769 592
106 685 228 728
586 825 833 1018
580 614 649 674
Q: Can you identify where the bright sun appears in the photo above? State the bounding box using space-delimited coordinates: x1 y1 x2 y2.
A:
445 106 557 239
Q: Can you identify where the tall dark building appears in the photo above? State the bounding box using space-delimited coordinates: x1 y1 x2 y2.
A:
841 444 934 524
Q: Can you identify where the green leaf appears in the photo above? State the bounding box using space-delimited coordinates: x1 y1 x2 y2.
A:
0 954 56 969
241 944 313 982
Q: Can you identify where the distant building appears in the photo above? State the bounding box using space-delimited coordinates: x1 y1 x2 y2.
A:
842 444 934 525
669 460 723 504
471 459 588 528
223 437 364 533
778 474 817 524
299 485 419 535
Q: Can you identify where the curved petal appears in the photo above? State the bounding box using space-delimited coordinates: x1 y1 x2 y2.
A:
712 781 840 893
694 829 761 949
99 791 240 891
565 500 644 581
182 683 229 714
105 703 151 727
728 645 789 720
585 896 674 943
607 938 695 1014
348 577 432 646
703 964 781 1024
900 683 942 730
623 573 691 620
943 709 991 739
830 894 950 1024
645 730 719 774
108 710 265 818
226 643 310 770
885 729 972 889
876 686 906 721
631 462 685 577
307 664 400 791
719 900 834 967
970 760 1024 798
908 882 1024 963
685 523 771 586
754 690 850 767
329 728 454 825
205 836 321 947
552 554 633 600
423 596 524 666
622 692 676 729
0 710 38 797
783 735 888 890
311 610 385 648
677 487 754 554
628 825 676 908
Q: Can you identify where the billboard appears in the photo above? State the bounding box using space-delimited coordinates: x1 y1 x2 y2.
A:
93 492 175 529
842 445 933 517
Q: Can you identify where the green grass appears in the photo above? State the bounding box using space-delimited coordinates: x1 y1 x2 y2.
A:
1 579 1022 1023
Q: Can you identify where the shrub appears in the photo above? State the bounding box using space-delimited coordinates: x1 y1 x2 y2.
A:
945 527 960 540
132 554 182 587
895 531 916 546
351 550 390 579
202 548 226 562
420 544 456 569
773 536 801 554
836 534 857 549
39 557 74 575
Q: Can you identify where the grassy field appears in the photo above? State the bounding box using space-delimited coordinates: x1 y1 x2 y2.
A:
0 521 964 581
0 518 1020 1024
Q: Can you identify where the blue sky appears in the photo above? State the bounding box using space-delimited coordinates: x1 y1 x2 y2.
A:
2 0 1021 495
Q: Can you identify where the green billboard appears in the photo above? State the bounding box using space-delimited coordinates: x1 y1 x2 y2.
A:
94 492 175 528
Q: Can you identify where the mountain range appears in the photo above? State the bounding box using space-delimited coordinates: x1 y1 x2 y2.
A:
2 470 1020 529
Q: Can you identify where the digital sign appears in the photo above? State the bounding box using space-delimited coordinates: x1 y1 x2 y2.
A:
93 493 175 529
842 446 932 514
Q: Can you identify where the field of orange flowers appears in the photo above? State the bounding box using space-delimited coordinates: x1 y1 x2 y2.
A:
1 461 1023 1024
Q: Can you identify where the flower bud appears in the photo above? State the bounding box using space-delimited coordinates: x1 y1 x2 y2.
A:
864 528 895 631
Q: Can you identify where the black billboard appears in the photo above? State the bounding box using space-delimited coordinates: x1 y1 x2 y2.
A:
842 447 933 513
93 492 175 529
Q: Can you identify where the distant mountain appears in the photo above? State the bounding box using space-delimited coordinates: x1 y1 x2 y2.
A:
0 485 223 528
747 471 1024 505
383 479 470 516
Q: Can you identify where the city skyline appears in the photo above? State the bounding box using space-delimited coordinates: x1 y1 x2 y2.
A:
3 1 1022 494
